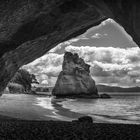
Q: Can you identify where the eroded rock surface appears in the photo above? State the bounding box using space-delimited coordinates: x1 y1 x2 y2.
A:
52 52 98 98
0 0 140 93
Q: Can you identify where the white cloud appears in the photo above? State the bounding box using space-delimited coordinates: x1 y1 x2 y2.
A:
128 70 140 77
65 45 140 86
23 53 63 85
23 44 140 87
41 80 48 85
136 79 140 83
91 33 102 38
49 38 81 53
65 45 140 65
41 65 62 77
91 33 108 39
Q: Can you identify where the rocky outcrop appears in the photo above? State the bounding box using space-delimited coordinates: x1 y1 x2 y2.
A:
0 0 140 94
52 52 98 98
72 116 93 123
100 93 111 99
8 83 25 94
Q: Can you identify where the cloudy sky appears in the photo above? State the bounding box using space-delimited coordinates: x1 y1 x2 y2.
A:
23 19 140 87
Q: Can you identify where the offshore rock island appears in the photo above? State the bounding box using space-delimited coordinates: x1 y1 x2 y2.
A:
52 52 99 98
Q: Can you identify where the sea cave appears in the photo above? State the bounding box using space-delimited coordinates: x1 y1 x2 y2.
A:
0 1 140 139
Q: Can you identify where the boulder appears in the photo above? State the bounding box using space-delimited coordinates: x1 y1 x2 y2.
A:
72 116 93 123
78 116 93 123
52 52 99 98
100 93 111 99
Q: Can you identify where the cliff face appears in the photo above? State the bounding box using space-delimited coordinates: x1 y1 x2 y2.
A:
0 0 140 93
52 52 98 97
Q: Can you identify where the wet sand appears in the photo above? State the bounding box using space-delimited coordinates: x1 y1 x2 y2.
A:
0 94 58 120
0 94 83 121
0 94 140 139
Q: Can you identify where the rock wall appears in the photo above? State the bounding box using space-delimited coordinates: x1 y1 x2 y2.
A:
52 52 98 98
0 0 140 93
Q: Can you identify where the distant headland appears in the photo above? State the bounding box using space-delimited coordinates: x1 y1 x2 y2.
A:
97 85 140 92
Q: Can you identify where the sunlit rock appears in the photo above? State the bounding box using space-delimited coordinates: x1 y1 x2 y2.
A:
52 52 98 98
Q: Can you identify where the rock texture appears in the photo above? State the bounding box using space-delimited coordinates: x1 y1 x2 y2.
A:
52 52 98 98
0 0 140 93
100 93 111 99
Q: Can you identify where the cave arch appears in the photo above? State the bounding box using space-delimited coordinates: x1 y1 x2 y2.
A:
0 0 140 94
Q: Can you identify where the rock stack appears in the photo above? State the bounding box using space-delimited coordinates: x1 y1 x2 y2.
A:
52 52 99 98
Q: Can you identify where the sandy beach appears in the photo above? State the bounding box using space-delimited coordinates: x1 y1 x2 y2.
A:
0 94 67 121
0 94 140 139
0 94 83 122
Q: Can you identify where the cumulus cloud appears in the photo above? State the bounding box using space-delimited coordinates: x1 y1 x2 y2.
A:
40 65 62 77
22 17 140 87
49 38 82 53
91 33 108 39
90 64 111 77
136 79 140 84
23 44 140 87
41 80 48 85
128 70 140 77
65 45 140 86
23 53 63 85
65 45 140 64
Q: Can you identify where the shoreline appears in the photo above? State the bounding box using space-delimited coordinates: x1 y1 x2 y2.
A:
1 93 140 123
0 94 140 139
0 115 139 139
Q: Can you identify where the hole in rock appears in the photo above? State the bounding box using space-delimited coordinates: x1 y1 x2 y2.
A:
22 18 139 90
2 18 140 123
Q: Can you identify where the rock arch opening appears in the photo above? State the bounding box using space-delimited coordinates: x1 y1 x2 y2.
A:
19 18 140 96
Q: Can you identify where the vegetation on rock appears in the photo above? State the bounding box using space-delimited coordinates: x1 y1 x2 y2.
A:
8 69 39 93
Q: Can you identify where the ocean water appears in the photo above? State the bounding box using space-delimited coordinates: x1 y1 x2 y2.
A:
35 93 140 124
0 93 140 124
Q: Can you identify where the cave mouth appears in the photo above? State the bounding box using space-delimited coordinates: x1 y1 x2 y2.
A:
21 18 139 90
1 18 140 124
